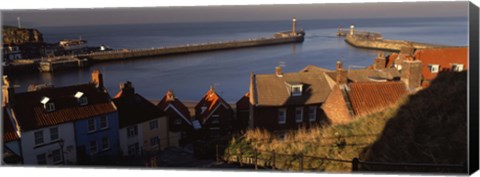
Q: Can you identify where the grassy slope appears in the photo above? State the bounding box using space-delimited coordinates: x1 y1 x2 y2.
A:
225 97 408 172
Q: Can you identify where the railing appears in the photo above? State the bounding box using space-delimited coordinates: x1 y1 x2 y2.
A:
216 144 466 172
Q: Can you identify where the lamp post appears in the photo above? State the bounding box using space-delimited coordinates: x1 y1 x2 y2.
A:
58 139 65 165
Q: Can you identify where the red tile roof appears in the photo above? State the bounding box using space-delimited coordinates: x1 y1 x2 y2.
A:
157 90 191 122
113 90 166 129
195 87 232 123
347 81 407 117
11 83 117 132
3 108 19 143
414 47 468 85
386 53 398 68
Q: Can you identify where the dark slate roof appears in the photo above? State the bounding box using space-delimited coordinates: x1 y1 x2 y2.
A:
113 92 166 129
325 68 400 82
12 83 117 132
236 92 250 111
252 71 332 106
157 91 192 123
3 108 19 143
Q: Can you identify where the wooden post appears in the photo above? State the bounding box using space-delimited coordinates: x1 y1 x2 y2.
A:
352 158 359 171
272 150 276 169
239 149 243 166
254 150 258 170
216 144 219 162
299 153 303 171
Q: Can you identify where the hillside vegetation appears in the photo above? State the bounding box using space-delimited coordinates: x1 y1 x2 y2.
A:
225 71 467 173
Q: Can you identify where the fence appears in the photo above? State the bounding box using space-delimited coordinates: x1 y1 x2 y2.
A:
216 144 465 172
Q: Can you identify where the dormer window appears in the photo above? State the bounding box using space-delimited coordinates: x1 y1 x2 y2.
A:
428 64 440 73
201 106 207 114
41 97 55 112
75 91 88 106
291 85 303 96
286 81 303 96
451 64 464 72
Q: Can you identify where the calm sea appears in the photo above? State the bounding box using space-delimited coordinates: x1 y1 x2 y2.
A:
10 17 468 102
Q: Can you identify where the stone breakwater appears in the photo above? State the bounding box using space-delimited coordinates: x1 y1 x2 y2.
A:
79 35 304 62
344 33 461 52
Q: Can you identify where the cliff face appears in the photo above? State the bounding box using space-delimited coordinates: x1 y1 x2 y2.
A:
360 71 467 173
2 26 44 45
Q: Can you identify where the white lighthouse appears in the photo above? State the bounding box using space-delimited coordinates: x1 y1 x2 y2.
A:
292 17 297 35
350 24 355 36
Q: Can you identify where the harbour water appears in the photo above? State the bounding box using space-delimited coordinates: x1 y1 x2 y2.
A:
8 17 468 102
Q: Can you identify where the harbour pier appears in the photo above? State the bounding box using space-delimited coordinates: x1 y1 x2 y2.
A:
337 25 459 51
79 33 304 62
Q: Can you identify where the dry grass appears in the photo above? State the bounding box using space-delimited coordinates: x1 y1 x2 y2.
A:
225 97 409 172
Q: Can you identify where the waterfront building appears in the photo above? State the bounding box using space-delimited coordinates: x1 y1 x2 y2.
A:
113 81 175 157
157 90 197 145
2 45 23 61
248 66 331 133
3 70 120 165
2 107 22 164
322 81 408 124
194 86 233 137
235 92 251 133
413 47 468 87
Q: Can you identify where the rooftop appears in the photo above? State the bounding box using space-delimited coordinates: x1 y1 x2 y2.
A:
11 83 117 132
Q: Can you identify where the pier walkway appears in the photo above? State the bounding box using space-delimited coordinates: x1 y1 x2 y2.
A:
78 34 304 62
337 28 460 51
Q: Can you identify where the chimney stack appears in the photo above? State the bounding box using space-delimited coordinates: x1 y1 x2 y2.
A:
91 69 104 89
166 90 175 101
119 81 135 97
401 60 422 91
373 52 386 70
336 61 348 84
2 76 11 107
275 66 283 77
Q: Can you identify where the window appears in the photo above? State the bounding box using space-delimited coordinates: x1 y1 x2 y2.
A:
102 137 110 151
46 102 55 112
211 118 220 124
295 107 303 123
452 64 464 72
149 120 158 130
175 118 182 125
79 97 88 106
128 143 140 155
150 136 159 147
127 126 138 137
89 141 97 154
100 116 108 129
34 131 44 145
429 64 440 73
308 106 317 122
52 149 62 163
37 153 47 164
278 108 286 124
291 85 303 96
50 127 59 141
87 119 96 132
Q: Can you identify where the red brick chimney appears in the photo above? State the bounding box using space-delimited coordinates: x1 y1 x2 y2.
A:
336 61 347 84
373 52 386 70
401 60 422 91
91 69 104 89
166 90 175 101
275 66 283 77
